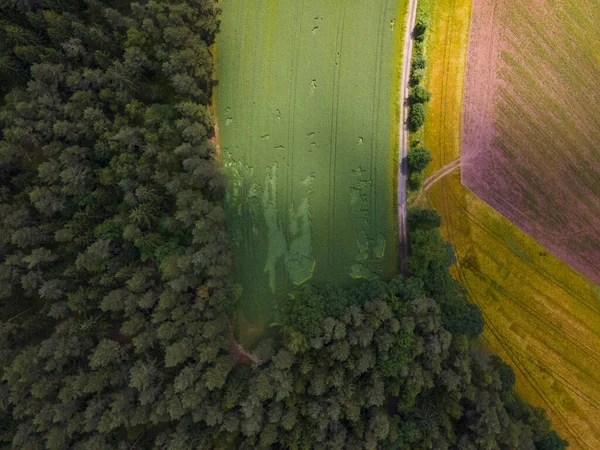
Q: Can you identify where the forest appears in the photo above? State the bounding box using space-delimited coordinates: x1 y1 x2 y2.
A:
0 0 566 448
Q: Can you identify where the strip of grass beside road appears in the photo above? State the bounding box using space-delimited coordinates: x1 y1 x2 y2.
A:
421 1 600 448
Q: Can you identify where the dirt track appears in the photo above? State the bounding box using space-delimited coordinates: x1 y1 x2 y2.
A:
414 158 462 203
398 0 419 276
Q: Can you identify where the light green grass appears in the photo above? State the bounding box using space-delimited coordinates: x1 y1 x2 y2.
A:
216 0 408 343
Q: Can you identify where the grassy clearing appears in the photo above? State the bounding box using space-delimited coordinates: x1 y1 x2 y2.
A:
421 1 600 448
216 0 408 345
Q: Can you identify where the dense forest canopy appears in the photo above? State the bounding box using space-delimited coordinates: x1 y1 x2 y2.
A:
0 0 567 448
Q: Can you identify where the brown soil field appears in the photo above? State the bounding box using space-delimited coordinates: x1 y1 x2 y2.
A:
461 0 600 283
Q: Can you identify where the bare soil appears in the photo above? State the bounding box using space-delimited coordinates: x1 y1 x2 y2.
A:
461 0 600 284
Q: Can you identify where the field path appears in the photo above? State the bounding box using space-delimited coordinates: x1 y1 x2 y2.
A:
414 157 461 203
398 0 419 276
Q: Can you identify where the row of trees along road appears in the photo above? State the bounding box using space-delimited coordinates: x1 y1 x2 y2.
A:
0 0 568 449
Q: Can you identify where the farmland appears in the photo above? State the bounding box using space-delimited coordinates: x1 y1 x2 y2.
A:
461 0 600 284
215 0 407 343
420 0 600 448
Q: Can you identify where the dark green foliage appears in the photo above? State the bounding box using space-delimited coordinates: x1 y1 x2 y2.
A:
408 103 426 131
489 355 517 394
286 285 326 337
407 207 442 231
412 52 427 70
0 0 232 447
441 296 484 338
408 85 432 105
410 66 425 86
407 216 484 338
408 170 424 191
408 146 433 172
414 8 430 43
536 431 570 450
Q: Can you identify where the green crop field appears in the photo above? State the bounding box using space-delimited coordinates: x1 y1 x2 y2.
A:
216 0 407 343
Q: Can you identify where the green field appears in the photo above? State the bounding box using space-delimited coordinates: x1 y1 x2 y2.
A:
216 0 407 341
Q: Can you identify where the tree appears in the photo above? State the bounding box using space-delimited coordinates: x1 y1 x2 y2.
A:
408 171 424 191
407 208 441 231
408 103 426 131
410 67 425 86
408 146 433 172
536 431 569 450
414 9 430 42
408 86 432 105
412 52 427 70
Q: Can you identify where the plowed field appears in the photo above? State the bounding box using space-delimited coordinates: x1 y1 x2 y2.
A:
462 0 600 284
421 0 600 448
216 0 407 343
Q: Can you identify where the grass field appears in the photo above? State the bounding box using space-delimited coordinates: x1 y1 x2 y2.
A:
420 0 600 448
461 0 600 284
215 0 408 344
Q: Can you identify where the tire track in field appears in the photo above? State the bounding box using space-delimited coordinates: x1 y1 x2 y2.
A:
468 265 600 367
464 266 596 450
327 2 347 267
284 0 304 290
398 0 419 276
368 0 388 259
413 157 461 203
450 215 595 449
445 182 600 319
237 3 259 308
473 291 594 450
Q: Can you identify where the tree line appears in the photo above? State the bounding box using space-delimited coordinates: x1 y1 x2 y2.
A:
0 0 567 448
407 0 434 192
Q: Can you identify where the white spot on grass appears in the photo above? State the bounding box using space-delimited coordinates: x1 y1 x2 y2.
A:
301 173 315 186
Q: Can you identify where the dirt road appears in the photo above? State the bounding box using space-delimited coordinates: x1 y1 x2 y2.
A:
398 0 419 276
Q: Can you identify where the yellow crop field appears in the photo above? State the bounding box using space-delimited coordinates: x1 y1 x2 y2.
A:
420 1 600 448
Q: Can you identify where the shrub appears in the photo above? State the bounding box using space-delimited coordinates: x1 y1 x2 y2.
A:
408 171 424 191
408 103 426 131
412 52 427 70
408 85 432 105
414 9 430 42
410 67 425 86
408 146 433 172
407 208 442 231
